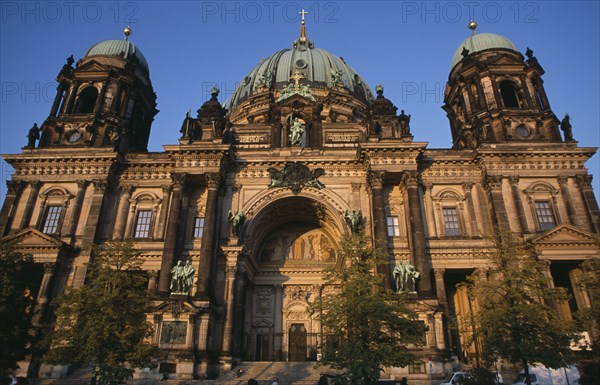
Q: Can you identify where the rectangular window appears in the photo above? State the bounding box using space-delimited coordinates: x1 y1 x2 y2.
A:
387 216 400 237
535 201 555 230
193 217 205 238
408 361 426 374
42 205 62 234
443 207 461 236
134 210 152 238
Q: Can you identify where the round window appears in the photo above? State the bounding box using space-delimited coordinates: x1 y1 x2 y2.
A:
67 130 82 143
516 124 531 138
295 59 307 69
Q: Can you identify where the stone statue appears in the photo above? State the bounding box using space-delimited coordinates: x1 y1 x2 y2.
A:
228 210 245 237
560 114 574 142
182 259 195 294
393 260 420 293
393 262 406 293
27 123 40 147
329 68 342 87
404 260 419 292
170 260 185 294
344 209 362 234
399 110 411 135
289 117 304 146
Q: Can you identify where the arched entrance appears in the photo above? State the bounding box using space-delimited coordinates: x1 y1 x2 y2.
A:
288 323 307 361
243 195 346 361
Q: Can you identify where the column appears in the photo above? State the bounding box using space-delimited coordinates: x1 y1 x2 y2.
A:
509 177 529 233
557 176 578 226
79 180 109 254
569 269 591 311
462 183 479 237
66 180 88 237
158 173 186 294
196 172 221 297
19 181 42 230
576 175 600 233
32 263 56 326
93 80 108 114
50 83 65 117
434 268 447 306
483 175 510 231
112 186 134 240
369 171 391 290
222 251 240 356
423 183 438 238
0 180 25 236
154 185 172 240
119 87 131 118
403 171 433 297
232 261 247 356
110 82 123 114
147 270 159 296
64 81 80 114
519 75 533 107
274 284 283 357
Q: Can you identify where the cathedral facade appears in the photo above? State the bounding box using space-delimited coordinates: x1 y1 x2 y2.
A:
1 19 599 382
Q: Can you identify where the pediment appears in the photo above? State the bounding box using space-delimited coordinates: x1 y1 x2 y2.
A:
531 224 598 245
3 227 66 249
75 60 109 73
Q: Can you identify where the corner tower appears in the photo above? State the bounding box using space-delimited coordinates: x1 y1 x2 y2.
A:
38 27 157 153
443 21 563 149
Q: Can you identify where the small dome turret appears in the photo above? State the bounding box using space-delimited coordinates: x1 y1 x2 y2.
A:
85 39 149 74
451 32 518 69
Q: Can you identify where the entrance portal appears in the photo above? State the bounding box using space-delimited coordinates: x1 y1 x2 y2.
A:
288 323 307 362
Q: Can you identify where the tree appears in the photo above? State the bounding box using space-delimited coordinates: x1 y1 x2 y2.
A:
44 241 159 385
575 255 600 385
311 235 426 385
0 240 35 376
462 231 578 385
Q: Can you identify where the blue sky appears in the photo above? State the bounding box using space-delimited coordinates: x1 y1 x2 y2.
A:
1 1 599 202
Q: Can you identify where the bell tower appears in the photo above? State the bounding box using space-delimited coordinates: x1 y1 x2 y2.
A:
37 27 157 153
443 21 564 149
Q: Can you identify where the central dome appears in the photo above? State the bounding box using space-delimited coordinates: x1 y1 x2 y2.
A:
229 28 373 109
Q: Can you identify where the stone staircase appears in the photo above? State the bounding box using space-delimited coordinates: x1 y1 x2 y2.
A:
32 362 339 385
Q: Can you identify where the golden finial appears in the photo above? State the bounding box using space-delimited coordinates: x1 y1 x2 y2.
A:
123 25 132 41
468 20 477 34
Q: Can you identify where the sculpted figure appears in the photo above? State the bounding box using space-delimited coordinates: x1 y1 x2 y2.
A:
182 259 195 294
393 262 406 293
344 209 362 234
170 260 185 293
289 117 304 146
404 260 420 292
228 210 245 237
27 123 40 147
399 110 411 135
560 114 574 142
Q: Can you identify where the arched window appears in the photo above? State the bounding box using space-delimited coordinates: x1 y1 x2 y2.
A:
524 182 560 232
499 80 520 108
76 86 98 113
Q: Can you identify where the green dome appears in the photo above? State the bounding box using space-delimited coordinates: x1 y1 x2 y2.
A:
451 32 518 69
85 39 149 74
230 39 373 109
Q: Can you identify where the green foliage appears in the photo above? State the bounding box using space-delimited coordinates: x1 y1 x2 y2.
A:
0 240 35 373
575 255 600 385
311 235 426 385
463 231 578 377
44 241 159 385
